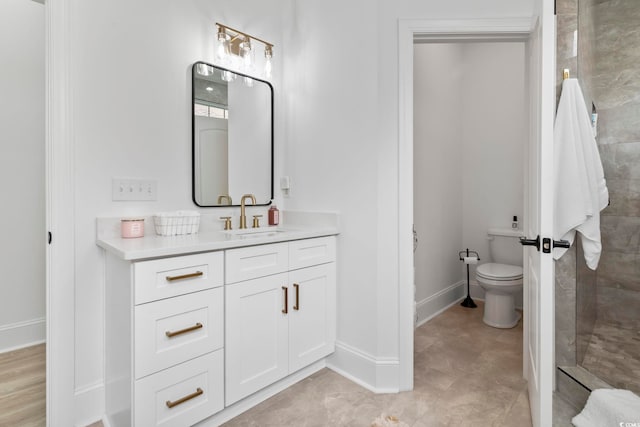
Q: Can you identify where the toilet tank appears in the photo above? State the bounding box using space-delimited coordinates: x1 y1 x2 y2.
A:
487 228 524 267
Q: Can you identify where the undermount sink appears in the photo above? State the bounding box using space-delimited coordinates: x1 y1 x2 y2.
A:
222 227 286 238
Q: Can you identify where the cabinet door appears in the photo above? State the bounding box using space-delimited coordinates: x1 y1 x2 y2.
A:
225 273 289 405
288 263 336 373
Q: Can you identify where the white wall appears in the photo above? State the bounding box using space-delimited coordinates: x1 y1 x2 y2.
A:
0 0 45 352
413 42 526 317
413 43 465 323
461 42 526 271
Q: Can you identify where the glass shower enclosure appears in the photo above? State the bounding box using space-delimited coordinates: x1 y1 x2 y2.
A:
556 0 640 397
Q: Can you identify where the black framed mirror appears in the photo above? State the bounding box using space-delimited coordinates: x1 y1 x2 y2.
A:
192 61 274 207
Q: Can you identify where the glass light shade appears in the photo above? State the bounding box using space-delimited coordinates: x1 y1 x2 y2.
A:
240 36 253 71
264 56 272 79
216 29 230 62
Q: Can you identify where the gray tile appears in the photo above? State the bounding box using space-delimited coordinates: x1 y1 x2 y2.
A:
581 319 640 393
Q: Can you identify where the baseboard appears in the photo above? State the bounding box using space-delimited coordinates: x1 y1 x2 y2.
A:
326 341 399 393
415 281 466 327
74 382 105 427
0 317 45 353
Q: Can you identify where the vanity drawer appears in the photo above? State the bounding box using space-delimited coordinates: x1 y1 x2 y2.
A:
134 349 224 427
225 242 289 284
134 252 223 304
134 287 223 379
289 237 336 270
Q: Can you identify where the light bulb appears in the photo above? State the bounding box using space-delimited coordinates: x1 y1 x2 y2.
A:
264 45 273 79
216 27 229 62
240 36 253 71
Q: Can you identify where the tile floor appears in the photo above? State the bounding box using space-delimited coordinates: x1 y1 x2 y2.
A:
223 302 532 426
581 320 640 394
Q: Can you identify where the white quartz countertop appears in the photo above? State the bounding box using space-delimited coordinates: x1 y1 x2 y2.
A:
96 211 339 261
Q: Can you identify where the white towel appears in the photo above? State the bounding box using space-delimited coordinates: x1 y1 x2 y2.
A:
572 388 640 427
553 78 609 270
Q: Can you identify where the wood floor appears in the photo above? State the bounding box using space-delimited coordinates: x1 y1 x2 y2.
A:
0 343 46 427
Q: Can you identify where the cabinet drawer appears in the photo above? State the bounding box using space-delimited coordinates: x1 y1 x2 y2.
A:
135 288 223 379
289 237 336 270
134 252 223 304
134 350 223 427
225 242 288 284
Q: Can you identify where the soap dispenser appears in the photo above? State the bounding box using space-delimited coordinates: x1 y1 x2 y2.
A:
268 204 279 226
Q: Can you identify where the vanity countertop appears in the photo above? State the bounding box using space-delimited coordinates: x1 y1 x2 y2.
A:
96 211 339 261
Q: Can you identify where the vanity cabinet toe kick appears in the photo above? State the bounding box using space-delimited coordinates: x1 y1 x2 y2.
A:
104 235 336 427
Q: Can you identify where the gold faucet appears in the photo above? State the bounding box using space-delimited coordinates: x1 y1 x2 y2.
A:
239 194 256 229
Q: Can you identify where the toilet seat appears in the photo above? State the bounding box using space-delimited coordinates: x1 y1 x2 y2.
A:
476 263 523 281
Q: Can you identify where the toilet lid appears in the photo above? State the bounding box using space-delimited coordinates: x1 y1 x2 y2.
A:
476 263 523 280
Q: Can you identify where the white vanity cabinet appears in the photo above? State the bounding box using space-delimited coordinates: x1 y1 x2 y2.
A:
224 237 336 405
105 252 225 427
101 228 337 427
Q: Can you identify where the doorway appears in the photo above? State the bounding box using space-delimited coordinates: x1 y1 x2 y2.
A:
398 14 558 427
412 41 527 328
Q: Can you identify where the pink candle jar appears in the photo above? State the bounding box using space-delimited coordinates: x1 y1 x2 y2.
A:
121 218 145 238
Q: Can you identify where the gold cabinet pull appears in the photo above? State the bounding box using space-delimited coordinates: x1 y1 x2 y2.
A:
165 323 203 338
293 283 300 311
282 286 288 314
166 387 203 409
165 271 203 282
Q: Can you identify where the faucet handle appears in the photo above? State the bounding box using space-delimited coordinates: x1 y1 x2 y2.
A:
252 215 263 229
219 216 232 230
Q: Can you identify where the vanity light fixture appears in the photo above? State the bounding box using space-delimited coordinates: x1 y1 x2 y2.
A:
215 23 274 80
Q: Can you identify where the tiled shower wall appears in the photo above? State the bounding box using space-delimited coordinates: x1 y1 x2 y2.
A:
591 0 640 331
555 0 640 370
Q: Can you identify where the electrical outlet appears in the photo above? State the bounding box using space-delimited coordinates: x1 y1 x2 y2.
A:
112 178 157 201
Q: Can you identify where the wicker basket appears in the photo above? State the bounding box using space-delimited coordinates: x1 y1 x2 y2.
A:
153 211 200 236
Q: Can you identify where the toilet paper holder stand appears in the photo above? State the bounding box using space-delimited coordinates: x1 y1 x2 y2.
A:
459 248 480 308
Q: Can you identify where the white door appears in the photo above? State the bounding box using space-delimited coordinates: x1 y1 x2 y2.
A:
194 116 228 205
288 263 336 372
225 273 289 406
523 1 555 425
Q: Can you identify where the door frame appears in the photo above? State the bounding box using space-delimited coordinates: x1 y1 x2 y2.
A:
397 17 534 391
46 0 76 425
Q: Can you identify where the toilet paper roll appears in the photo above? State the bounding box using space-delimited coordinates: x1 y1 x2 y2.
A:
463 256 478 265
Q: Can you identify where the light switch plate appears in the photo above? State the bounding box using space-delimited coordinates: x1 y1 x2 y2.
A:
112 178 157 201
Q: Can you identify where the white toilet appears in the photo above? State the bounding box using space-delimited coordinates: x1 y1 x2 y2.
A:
476 228 523 328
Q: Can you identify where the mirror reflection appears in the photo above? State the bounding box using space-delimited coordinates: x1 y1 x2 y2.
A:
192 62 273 207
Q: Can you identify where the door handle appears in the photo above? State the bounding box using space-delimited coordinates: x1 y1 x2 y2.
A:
519 236 540 251
553 239 571 249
